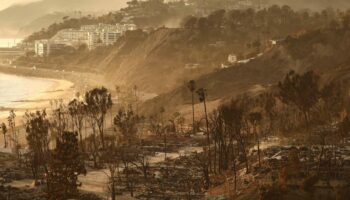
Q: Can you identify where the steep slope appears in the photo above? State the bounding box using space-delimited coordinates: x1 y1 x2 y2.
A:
141 47 295 115
104 28 216 93
141 26 350 115
267 0 350 10
15 6 340 96
97 6 336 94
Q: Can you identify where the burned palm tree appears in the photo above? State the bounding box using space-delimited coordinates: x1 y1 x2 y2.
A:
1 122 7 148
7 110 16 147
248 112 262 168
197 88 211 170
133 85 139 115
187 80 196 135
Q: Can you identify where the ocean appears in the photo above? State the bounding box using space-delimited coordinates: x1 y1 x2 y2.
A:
0 38 23 48
0 73 55 108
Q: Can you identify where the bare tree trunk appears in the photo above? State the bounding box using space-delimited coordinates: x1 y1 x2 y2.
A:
242 144 249 173
91 125 98 168
214 141 217 173
98 119 105 149
79 129 84 153
318 145 324 174
304 111 310 137
164 129 167 161
255 126 261 168
111 171 116 200
3 134 6 148
233 158 237 192
203 99 211 172
257 136 261 168
191 92 195 135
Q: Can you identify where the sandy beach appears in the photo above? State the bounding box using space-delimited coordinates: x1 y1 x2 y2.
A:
0 75 74 120
0 64 110 149
0 75 75 151
0 64 106 119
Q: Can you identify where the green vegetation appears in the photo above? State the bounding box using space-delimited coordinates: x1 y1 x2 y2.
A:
19 5 341 94
24 0 192 43
142 9 350 114
24 13 124 43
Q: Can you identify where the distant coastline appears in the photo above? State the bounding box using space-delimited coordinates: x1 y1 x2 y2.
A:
0 64 105 87
0 64 107 116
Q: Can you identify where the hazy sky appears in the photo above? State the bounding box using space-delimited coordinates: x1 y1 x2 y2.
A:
0 0 39 10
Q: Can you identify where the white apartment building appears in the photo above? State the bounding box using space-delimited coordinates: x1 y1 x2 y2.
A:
60 23 136 50
35 23 138 56
101 31 122 45
51 29 90 47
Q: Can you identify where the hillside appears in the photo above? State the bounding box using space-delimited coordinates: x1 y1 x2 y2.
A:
140 46 293 115
141 22 350 116
16 6 337 97
267 0 350 10
17 12 94 37
0 0 128 37
23 0 193 42
104 28 219 92
3 0 350 37
86 6 337 93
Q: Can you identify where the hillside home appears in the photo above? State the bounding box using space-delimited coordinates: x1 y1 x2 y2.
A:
228 54 238 64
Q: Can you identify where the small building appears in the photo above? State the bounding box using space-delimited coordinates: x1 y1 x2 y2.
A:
185 63 201 69
228 54 238 64
270 40 278 46
269 39 285 46
221 63 229 69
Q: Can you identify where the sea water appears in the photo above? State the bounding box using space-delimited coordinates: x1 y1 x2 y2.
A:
0 73 55 108
0 38 22 48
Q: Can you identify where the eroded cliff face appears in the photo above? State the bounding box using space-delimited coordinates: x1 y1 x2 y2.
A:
100 28 223 93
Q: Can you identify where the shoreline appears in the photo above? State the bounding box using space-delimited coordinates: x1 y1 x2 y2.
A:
0 64 105 87
0 64 104 120
0 73 75 120
0 64 104 147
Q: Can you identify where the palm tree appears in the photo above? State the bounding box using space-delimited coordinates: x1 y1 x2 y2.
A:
1 123 7 148
248 112 262 167
8 110 16 147
187 80 196 135
133 85 139 115
197 88 211 170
